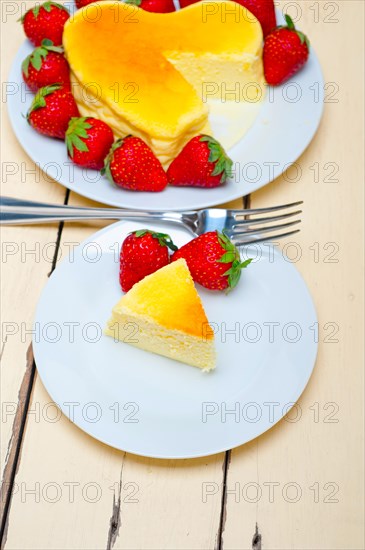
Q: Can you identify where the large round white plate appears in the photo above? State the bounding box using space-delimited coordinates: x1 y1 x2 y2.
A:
33 221 318 458
8 19 324 211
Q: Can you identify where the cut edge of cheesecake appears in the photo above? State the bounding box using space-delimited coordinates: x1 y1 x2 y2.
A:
70 72 211 168
105 259 216 371
63 0 264 165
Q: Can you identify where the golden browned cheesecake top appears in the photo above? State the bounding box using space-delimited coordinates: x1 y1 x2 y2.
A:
63 1 262 138
112 259 215 339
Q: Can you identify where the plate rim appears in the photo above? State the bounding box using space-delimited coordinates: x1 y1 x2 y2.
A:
7 39 324 211
32 220 319 459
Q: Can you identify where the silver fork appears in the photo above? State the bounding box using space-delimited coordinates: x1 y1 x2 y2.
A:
0 196 302 245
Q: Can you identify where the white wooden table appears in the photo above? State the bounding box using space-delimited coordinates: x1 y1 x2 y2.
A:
1 1 364 548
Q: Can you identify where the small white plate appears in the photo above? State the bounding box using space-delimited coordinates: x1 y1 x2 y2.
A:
33 221 318 458
7 29 324 211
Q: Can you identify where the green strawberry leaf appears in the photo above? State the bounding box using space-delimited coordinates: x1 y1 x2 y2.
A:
214 231 252 291
42 1 69 13
22 1 69 20
101 138 123 182
296 30 310 49
132 229 178 251
32 4 41 17
217 230 237 254
19 2 67 22
22 41 64 77
156 233 178 251
31 49 46 71
278 13 310 49
101 161 113 182
227 268 241 290
21 56 31 77
65 117 92 157
208 150 220 163
200 135 233 183
217 251 237 263
239 258 253 269
67 134 89 156
124 0 142 5
41 38 64 53
72 135 89 151
27 84 61 119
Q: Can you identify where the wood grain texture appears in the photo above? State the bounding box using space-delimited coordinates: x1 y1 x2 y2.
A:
1 0 364 549
2 194 243 550
0 12 67 533
222 2 365 548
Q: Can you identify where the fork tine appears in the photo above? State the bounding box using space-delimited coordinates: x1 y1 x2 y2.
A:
230 209 302 230
229 201 303 218
232 229 301 246
231 219 301 238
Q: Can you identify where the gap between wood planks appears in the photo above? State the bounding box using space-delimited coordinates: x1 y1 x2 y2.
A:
0 192 259 550
106 455 125 550
215 194 261 550
0 189 70 548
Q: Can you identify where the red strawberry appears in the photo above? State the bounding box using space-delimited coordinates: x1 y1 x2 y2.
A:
102 137 168 192
120 230 178 292
21 39 70 93
27 84 79 139
124 0 175 13
167 135 232 188
233 0 276 37
264 15 310 86
179 0 199 8
21 2 70 47
66 117 114 170
75 0 105 8
172 231 252 291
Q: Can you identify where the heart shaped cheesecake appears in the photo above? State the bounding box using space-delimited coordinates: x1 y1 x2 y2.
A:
63 0 264 166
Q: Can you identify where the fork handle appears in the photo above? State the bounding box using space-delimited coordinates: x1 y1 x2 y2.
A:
0 196 189 226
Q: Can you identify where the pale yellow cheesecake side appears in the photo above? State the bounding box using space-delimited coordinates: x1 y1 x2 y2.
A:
105 259 216 371
63 1 264 166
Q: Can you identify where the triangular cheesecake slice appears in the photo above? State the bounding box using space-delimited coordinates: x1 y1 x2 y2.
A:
105 259 216 371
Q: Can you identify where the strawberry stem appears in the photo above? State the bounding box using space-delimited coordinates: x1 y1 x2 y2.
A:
284 14 295 29
277 13 310 49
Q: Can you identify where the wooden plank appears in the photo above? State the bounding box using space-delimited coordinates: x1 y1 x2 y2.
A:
222 2 365 548
0 13 67 533
4 374 226 550
2 0 364 547
2 195 243 549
